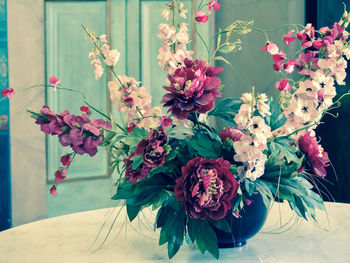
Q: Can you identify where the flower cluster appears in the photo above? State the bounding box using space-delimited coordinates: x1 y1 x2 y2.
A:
233 92 272 181
34 105 111 157
88 33 120 80
124 128 168 183
269 22 350 140
157 3 192 74
161 58 223 119
108 75 162 131
174 157 239 220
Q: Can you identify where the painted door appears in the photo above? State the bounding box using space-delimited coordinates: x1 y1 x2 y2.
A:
45 0 209 216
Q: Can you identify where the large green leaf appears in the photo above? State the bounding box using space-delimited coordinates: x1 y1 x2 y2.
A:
189 131 222 159
156 198 186 259
264 98 286 131
124 127 148 149
208 97 242 126
188 218 219 259
268 137 300 164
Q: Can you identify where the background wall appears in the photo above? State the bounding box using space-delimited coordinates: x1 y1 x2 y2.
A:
7 0 47 226
215 0 305 98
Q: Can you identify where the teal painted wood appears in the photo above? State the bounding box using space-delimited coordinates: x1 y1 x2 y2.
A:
45 1 108 181
0 0 11 230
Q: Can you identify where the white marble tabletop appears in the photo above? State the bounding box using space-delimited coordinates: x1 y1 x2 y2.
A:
0 202 349 263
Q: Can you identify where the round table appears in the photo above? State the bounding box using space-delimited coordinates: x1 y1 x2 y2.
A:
1 202 349 263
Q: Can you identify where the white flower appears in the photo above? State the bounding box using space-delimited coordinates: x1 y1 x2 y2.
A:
234 104 253 129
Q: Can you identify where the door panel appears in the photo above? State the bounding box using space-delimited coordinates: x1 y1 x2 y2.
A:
45 1 108 181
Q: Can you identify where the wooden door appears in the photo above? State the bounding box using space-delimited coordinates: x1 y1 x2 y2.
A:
45 0 210 216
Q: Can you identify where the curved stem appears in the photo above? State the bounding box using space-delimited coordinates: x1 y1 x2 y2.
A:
194 23 211 62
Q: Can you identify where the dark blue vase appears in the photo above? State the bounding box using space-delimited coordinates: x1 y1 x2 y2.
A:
215 192 268 248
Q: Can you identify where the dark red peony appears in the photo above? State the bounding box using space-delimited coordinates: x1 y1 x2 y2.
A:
174 157 239 220
298 131 330 178
219 126 244 143
124 128 168 183
161 58 223 120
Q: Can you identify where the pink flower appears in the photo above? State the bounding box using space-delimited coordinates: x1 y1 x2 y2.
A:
298 132 330 178
275 78 291 91
219 126 244 142
80 106 91 116
208 0 221 14
60 154 73 166
1 88 15 99
261 42 279 55
283 59 296 73
160 116 172 127
50 185 58 197
49 76 61 91
161 58 223 120
195 10 209 24
54 167 67 183
128 123 138 133
284 30 296 45
174 157 239 220
272 51 286 64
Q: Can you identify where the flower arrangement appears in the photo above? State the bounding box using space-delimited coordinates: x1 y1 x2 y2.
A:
2 0 350 259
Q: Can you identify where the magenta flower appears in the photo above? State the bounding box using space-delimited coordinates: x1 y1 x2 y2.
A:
60 154 73 166
195 10 209 24
283 60 296 74
161 59 223 120
261 42 279 55
174 157 239 220
33 106 110 157
272 51 286 64
124 128 168 183
208 0 221 14
80 106 91 116
1 88 15 99
219 126 244 142
298 132 330 178
160 116 172 127
284 30 296 45
49 76 61 91
50 185 58 197
275 78 291 91
55 167 67 183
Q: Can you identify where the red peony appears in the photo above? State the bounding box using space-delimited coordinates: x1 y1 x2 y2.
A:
174 157 239 220
161 58 223 120
219 126 244 143
124 128 168 183
298 132 330 178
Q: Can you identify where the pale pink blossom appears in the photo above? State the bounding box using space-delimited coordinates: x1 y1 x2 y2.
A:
49 76 61 91
275 78 291 91
99 34 107 42
50 185 58 197
161 9 170 20
261 42 279 55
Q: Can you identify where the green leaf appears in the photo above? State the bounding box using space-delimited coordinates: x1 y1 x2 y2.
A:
208 97 242 126
189 131 222 159
165 125 193 140
245 179 256 196
188 218 219 259
124 128 148 148
208 218 231 233
126 204 141 222
268 138 300 164
214 56 232 65
264 98 286 131
156 198 186 259
130 154 143 170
